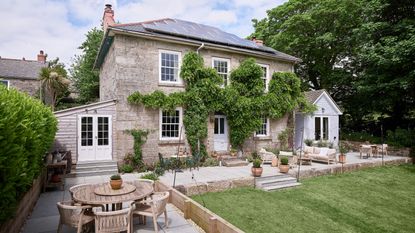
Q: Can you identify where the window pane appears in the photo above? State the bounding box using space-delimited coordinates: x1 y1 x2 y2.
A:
323 117 328 140
220 118 225 134
161 110 180 138
315 117 321 140
160 52 179 82
213 59 229 86
214 118 218 134
256 117 268 135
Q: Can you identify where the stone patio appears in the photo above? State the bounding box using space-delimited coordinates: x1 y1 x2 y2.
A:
21 176 201 233
21 153 410 232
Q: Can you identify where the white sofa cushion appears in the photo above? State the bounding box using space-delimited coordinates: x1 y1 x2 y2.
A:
319 147 329 156
304 146 314 154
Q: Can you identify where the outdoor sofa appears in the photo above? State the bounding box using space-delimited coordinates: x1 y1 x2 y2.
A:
303 146 337 164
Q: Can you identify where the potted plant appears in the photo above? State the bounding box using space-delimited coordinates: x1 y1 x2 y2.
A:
110 174 123 190
339 145 348 164
251 158 263 177
230 148 237 156
279 156 290 173
304 139 313 147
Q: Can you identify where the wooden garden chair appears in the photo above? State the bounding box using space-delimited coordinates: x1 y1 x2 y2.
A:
94 206 134 233
130 191 170 233
56 201 95 233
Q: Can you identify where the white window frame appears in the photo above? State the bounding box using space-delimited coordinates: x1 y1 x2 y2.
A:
314 116 329 140
159 107 183 140
0 80 9 89
255 117 270 137
212 57 230 87
159 50 182 84
258 64 270 92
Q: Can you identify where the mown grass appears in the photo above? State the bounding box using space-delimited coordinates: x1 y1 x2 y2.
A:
192 165 415 233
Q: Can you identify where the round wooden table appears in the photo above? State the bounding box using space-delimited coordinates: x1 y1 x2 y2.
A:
72 181 154 207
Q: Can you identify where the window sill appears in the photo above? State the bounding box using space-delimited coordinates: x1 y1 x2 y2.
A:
158 139 185 145
158 82 185 88
254 136 272 141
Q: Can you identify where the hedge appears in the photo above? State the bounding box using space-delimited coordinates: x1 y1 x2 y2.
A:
0 86 57 223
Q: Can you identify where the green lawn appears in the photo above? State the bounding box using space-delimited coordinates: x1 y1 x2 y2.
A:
192 165 415 233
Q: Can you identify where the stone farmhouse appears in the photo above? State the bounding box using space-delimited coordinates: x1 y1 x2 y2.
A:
54 5 338 165
0 51 47 96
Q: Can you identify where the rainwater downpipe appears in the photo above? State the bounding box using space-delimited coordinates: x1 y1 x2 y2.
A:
196 43 205 54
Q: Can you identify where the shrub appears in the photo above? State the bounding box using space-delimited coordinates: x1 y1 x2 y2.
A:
140 172 159 181
251 151 260 160
252 158 262 168
280 157 289 165
202 157 219 167
120 164 133 173
304 139 313 146
0 86 57 223
154 162 165 176
386 128 414 148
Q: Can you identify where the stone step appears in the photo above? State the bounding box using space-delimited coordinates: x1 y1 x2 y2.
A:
75 164 118 172
76 160 117 168
256 177 298 188
255 174 289 182
66 169 118 178
262 182 302 191
222 159 249 167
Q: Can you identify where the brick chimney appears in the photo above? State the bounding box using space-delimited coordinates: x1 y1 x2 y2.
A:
37 50 46 63
102 4 115 32
252 37 264 46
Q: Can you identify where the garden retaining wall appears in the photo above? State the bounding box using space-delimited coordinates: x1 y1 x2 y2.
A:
0 172 44 233
155 181 245 233
342 140 411 156
289 157 413 179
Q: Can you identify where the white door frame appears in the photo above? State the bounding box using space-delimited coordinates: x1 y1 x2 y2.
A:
213 115 229 151
77 115 112 162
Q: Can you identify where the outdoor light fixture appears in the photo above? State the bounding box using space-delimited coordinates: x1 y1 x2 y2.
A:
322 107 325 113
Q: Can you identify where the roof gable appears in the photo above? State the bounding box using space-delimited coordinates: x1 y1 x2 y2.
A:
305 89 342 115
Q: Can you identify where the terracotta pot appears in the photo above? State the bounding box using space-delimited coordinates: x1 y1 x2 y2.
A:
110 179 123 190
51 174 61 183
251 167 263 177
279 164 290 173
271 157 279 167
339 154 346 164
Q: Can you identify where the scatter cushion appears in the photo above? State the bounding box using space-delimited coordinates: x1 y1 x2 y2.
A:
313 147 321 154
304 146 314 154
319 147 329 156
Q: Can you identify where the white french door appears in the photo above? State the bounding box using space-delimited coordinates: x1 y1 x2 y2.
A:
78 115 112 161
214 115 229 151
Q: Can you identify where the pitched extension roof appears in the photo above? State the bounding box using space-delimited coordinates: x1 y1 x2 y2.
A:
0 58 47 80
95 18 300 68
304 89 342 114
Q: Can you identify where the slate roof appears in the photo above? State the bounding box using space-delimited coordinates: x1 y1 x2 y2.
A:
106 18 299 63
304 89 342 114
0 58 47 80
304 89 326 104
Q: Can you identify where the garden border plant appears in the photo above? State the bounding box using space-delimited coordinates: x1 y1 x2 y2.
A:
0 86 57 223
128 52 314 161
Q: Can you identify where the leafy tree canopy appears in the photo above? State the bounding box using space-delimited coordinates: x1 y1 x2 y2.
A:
70 28 103 103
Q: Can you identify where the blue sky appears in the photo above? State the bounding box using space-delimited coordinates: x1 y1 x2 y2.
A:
0 0 287 65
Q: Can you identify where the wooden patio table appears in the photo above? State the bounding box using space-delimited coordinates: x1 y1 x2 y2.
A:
72 181 154 210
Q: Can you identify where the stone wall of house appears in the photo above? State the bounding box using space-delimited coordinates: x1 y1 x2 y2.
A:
100 44 117 101
100 34 294 163
8 78 40 96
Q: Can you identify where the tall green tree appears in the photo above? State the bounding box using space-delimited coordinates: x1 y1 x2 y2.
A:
251 0 373 100
70 28 103 103
38 58 70 111
351 0 415 128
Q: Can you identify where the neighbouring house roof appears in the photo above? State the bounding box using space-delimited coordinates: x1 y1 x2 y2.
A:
304 89 342 114
95 18 300 68
0 58 47 80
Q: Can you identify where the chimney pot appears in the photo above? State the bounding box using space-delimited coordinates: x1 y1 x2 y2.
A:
22 57 25 61
37 50 47 63
102 4 115 32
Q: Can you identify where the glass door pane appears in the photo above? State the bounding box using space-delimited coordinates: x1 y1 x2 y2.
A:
81 117 93 146
323 117 329 140
315 117 321 140
97 117 109 146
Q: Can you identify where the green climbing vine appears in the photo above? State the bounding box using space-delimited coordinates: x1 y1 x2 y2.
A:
127 51 314 159
124 129 149 168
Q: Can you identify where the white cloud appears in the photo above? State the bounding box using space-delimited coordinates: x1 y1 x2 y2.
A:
0 0 287 67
